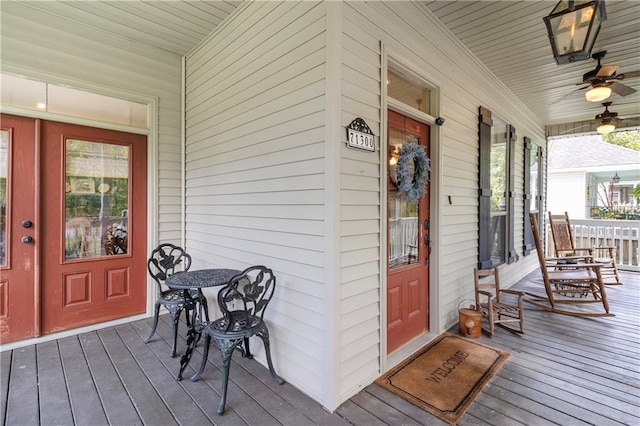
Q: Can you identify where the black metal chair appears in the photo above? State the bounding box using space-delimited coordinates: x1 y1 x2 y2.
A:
144 243 209 357
102 224 127 255
191 265 284 415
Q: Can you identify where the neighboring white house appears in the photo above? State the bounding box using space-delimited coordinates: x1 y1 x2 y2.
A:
547 135 640 219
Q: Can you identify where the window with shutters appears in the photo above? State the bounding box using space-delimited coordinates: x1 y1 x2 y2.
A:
478 107 516 268
523 138 543 255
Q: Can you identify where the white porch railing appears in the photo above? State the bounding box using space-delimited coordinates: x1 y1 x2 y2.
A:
390 217 639 271
545 218 640 272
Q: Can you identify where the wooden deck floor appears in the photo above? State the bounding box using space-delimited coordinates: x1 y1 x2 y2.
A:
2 271 639 425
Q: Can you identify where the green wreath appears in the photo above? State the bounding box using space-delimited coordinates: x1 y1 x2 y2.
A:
396 139 430 203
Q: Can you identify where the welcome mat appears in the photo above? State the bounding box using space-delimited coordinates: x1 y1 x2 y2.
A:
375 332 509 424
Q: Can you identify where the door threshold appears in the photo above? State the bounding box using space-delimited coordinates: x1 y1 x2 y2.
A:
0 314 147 352
386 331 440 371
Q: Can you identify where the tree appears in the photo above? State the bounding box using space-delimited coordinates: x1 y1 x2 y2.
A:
603 130 640 151
598 182 615 212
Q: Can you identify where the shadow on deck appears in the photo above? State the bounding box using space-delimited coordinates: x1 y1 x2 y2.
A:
2 271 639 425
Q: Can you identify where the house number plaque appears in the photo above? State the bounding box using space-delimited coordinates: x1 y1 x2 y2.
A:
346 118 375 152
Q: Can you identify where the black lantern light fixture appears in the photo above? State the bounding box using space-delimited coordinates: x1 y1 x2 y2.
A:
612 172 620 184
544 0 607 65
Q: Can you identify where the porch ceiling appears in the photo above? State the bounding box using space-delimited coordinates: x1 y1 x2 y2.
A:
425 0 640 130
4 0 640 133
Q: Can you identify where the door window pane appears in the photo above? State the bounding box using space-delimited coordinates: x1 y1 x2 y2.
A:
387 69 431 114
1 73 148 129
388 126 419 270
65 139 129 259
0 131 7 266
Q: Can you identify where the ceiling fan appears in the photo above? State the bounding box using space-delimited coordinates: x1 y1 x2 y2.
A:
559 102 640 136
578 51 640 101
554 51 640 104
558 102 640 135
595 102 630 135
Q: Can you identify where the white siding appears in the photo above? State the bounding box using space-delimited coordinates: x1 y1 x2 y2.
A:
548 172 587 219
184 1 330 403
1 2 184 244
338 4 383 403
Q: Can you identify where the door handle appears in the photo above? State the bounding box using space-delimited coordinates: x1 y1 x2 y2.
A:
22 236 34 244
424 235 432 258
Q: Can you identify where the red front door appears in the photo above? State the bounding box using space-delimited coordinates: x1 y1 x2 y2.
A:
387 110 430 354
0 115 38 341
0 114 148 342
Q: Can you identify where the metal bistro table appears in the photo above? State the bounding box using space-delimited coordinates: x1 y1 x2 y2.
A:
165 268 241 380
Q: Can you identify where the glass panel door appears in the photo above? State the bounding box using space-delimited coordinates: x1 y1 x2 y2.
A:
0 114 38 342
386 109 430 354
42 120 147 335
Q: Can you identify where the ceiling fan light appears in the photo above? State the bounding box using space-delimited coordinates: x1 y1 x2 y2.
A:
597 122 615 134
585 85 612 102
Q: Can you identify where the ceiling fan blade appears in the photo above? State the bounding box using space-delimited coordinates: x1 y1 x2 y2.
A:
610 81 637 96
552 87 584 104
618 113 640 120
617 70 640 80
560 124 591 134
596 64 619 77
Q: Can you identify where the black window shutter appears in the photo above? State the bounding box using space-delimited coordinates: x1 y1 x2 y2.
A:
507 125 518 264
478 107 493 269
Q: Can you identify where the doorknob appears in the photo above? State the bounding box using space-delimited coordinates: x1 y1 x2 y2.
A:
22 220 33 228
22 236 34 244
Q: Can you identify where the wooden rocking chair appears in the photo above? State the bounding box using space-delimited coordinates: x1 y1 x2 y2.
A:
548 211 622 285
526 213 613 317
474 268 525 336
